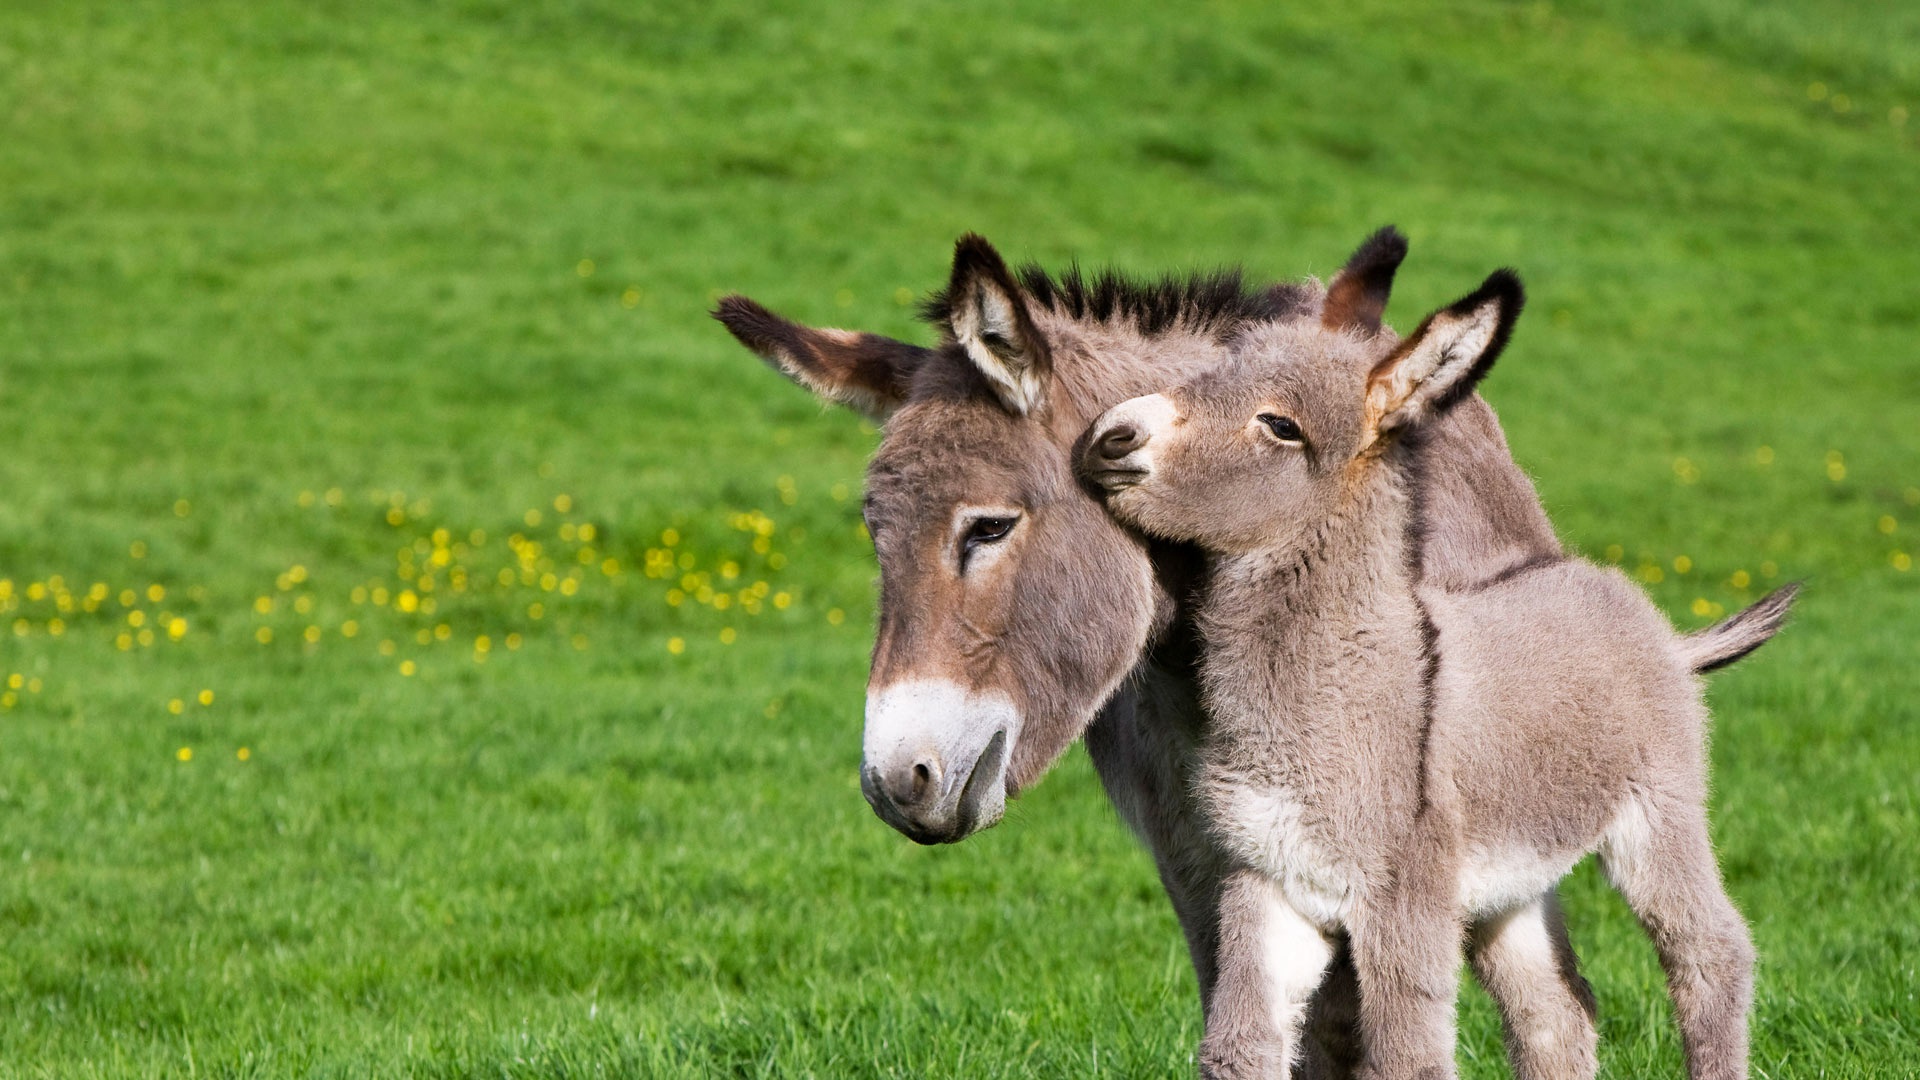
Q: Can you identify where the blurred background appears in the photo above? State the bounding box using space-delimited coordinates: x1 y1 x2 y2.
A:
1 0 1915 1074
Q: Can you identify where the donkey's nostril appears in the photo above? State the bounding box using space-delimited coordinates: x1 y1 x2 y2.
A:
908 758 940 804
879 755 942 810
1098 423 1146 460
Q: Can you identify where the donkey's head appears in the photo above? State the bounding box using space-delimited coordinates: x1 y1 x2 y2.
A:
716 237 1289 843
1084 254 1525 557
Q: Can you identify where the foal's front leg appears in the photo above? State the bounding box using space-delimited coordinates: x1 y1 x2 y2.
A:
1087 685 1361 1076
1200 869 1337 1079
1351 859 1467 1080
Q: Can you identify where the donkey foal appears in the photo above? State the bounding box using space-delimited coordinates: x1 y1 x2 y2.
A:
1082 269 1792 1080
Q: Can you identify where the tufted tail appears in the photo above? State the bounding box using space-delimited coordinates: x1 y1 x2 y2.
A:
1679 583 1802 674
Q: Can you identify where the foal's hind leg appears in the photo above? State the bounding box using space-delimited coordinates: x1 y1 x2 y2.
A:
1600 798 1755 1080
1469 890 1599 1080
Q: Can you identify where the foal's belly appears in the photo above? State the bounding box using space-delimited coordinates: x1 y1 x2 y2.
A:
1456 844 1587 917
1211 778 1609 930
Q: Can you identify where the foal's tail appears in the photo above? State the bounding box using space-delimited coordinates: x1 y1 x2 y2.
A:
1679 583 1802 674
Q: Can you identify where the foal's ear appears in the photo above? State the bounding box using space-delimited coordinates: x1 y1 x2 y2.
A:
713 295 929 420
930 233 1051 416
1364 269 1524 440
1322 226 1409 334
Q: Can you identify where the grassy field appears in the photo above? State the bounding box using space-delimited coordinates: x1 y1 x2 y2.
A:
2 0 1916 1075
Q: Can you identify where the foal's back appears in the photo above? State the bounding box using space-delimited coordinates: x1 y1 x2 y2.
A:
1424 560 1709 872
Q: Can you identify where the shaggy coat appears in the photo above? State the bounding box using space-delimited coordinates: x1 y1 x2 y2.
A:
1084 268 1792 1080
715 230 1771 1077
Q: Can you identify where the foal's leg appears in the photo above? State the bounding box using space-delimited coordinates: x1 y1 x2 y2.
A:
1087 688 1360 1076
1469 890 1599 1080
1600 798 1755 1080
1200 869 1337 1079
1154 843 1365 1076
1351 851 1466 1080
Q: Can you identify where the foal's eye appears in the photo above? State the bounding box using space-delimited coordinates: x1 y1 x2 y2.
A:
964 516 1018 551
1258 414 1303 442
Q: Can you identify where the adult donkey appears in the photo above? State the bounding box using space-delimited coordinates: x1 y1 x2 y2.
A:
714 229 1598 1078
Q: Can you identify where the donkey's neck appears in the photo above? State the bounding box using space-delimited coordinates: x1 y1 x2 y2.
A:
1192 444 1440 862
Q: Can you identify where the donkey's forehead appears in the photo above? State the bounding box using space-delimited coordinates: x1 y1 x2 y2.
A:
867 398 1049 501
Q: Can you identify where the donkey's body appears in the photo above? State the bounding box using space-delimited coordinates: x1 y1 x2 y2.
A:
1087 279 1791 1080
715 232 1595 1077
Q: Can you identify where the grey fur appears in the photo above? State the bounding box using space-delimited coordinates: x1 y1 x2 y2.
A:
715 231 1607 1077
1084 272 1790 1079
1679 582 1802 672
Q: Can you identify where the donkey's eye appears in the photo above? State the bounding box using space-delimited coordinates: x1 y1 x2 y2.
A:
1258 414 1303 442
964 516 1018 551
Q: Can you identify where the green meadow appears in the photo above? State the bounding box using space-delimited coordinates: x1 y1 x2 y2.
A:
2 0 1915 1075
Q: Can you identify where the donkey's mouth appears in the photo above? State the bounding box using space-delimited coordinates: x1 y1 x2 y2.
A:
861 679 1020 845
878 726 1010 846
948 727 1010 840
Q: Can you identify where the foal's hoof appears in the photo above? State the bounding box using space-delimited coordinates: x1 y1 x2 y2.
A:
1198 1036 1285 1080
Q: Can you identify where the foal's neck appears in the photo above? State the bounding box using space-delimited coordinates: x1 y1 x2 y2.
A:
1195 442 1432 771
1212 445 1421 630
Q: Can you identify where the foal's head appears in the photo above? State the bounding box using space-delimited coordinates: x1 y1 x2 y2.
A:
1084 259 1525 558
716 236 1292 842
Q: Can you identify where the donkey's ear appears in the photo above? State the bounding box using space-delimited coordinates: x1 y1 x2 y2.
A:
713 295 929 420
1364 269 1524 440
934 233 1051 415
1323 226 1409 334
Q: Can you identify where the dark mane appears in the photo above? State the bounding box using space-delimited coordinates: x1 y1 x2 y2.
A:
920 263 1314 339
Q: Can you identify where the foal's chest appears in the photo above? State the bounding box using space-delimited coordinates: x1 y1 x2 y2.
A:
1202 774 1367 931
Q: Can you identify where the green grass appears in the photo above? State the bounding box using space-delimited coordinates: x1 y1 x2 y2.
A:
2 0 1916 1075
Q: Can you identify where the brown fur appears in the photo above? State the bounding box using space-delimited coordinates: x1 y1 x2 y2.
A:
714 231 1594 1077
1085 267 1790 1079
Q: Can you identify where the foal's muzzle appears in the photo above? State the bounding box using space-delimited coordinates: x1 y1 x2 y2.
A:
1080 418 1149 492
1080 393 1176 493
